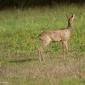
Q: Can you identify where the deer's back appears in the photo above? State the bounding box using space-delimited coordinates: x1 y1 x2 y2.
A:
39 29 71 42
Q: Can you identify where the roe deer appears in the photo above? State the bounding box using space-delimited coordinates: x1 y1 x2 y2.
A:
38 14 75 62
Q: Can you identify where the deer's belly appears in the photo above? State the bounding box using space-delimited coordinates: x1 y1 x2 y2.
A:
50 35 61 41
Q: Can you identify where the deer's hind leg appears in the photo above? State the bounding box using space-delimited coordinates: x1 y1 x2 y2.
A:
38 38 51 62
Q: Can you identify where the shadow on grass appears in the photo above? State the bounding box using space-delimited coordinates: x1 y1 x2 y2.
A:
9 58 37 63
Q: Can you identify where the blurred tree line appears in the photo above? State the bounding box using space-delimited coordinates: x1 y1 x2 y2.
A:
0 0 84 9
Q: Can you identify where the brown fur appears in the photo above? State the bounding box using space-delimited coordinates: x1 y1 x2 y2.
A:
38 14 75 62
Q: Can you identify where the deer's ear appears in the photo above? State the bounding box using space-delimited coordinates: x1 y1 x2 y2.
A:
71 14 75 18
73 14 75 18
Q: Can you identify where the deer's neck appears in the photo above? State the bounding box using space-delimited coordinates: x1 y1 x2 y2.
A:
67 21 72 31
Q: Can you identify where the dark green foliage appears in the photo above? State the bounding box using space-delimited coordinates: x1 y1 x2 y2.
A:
0 0 85 9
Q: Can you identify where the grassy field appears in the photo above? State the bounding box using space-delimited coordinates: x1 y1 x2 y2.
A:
0 4 85 85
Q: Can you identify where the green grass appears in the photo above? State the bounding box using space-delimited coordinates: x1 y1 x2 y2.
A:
0 4 85 85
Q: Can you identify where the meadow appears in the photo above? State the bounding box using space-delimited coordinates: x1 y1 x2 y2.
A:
0 4 85 85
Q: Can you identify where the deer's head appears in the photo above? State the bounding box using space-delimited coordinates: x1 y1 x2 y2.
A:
67 14 75 24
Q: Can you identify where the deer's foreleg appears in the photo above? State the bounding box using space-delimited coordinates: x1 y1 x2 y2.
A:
62 41 68 52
